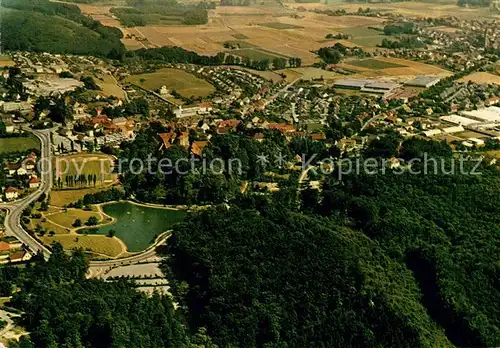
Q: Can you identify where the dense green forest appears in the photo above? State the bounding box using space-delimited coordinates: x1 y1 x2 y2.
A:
163 154 500 346
114 125 500 346
1 0 124 58
2 244 217 347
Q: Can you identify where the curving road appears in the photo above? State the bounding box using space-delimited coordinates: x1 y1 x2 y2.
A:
0 130 53 259
0 129 165 268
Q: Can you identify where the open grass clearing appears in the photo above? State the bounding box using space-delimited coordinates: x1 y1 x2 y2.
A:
125 68 215 98
29 218 70 235
47 209 102 230
50 187 114 207
42 234 124 258
0 135 40 154
95 73 126 99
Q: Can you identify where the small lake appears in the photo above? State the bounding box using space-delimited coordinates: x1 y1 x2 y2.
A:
81 202 186 252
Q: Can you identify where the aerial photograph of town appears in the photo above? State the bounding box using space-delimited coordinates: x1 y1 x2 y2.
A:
0 0 499 346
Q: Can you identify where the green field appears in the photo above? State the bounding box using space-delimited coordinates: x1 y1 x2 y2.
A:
125 68 215 98
234 48 289 61
0 135 40 153
225 40 258 49
232 33 249 39
259 22 304 30
347 58 407 70
337 27 385 47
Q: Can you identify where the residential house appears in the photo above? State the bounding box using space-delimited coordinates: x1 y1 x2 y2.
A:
5 187 20 200
266 123 296 134
191 141 209 156
9 250 30 262
158 132 176 151
0 242 10 253
28 176 41 189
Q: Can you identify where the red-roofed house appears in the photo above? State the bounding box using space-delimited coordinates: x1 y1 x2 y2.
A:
218 119 241 130
311 133 326 141
158 132 176 151
29 176 41 189
191 141 209 156
266 123 296 134
0 242 10 253
9 250 30 262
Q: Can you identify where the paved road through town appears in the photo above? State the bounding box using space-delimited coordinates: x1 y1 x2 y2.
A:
0 130 53 259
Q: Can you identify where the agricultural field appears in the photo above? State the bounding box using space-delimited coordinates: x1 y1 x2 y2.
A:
336 27 385 47
458 72 500 85
0 135 40 154
233 48 289 61
347 58 406 70
55 153 117 188
340 57 451 78
289 1 498 19
42 234 125 258
125 68 215 97
258 22 304 30
277 67 339 81
74 3 388 65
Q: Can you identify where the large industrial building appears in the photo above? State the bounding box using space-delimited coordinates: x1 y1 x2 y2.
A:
404 76 442 88
440 114 480 126
461 106 500 123
333 79 401 95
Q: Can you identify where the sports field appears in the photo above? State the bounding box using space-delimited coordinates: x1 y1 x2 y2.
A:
55 153 117 188
125 68 215 97
0 135 40 154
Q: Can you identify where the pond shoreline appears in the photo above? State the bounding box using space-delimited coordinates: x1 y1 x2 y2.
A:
74 201 187 253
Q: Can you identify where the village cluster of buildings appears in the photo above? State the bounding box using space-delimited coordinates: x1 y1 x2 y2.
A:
0 231 31 264
1 152 40 202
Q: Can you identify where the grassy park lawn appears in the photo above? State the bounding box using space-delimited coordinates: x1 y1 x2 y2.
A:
42 234 124 258
29 218 70 235
0 135 40 154
47 209 103 230
50 187 113 207
125 68 215 98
